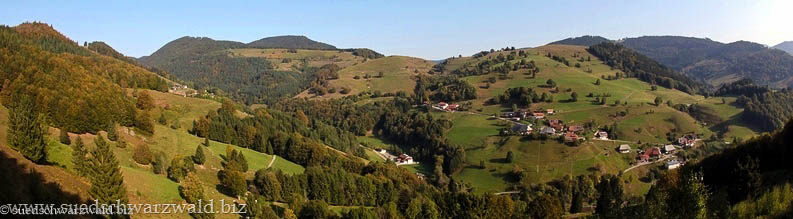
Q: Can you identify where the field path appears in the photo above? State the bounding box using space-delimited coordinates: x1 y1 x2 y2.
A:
622 154 673 173
266 155 276 168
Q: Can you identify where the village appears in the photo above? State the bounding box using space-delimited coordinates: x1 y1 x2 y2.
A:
430 101 700 172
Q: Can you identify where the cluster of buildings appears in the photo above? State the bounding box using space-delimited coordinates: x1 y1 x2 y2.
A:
500 109 555 121
434 102 460 112
509 117 590 144
168 84 198 97
376 149 415 165
677 134 697 147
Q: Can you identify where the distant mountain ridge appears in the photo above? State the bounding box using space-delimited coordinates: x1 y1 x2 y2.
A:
621 36 793 87
551 35 793 88
774 41 793 55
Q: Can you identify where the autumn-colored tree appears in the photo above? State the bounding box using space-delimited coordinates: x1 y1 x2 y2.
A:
133 144 153 165
296 110 309 126
136 90 154 110
180 172 213 219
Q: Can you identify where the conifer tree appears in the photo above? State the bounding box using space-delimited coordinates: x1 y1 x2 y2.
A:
8 94 46 163
71 137 88 176
106 123 118 141
59 128 71 145
234 151 248 172
158 113 167 125
193 145 205 165
88 136 129 211
152 152 166 174
204 137 210 147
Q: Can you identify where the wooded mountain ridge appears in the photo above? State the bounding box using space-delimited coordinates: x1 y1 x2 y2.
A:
551 35 793 88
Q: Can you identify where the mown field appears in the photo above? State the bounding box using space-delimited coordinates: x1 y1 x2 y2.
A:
296 56 434 99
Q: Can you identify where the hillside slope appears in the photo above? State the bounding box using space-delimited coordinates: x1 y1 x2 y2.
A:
0 22 169 133
295 55 434 99
432 44 754 194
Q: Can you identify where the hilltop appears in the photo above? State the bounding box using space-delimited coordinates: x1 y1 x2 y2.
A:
137 35 385 104
774 41 793 55
548 35 612 46
247 35 337 50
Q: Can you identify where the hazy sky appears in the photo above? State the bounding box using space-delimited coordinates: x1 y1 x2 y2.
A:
2 0 792 60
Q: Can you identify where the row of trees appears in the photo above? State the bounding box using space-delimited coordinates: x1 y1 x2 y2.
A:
488 86 552 106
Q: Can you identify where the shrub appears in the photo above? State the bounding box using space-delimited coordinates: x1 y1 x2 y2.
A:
133 144 153 165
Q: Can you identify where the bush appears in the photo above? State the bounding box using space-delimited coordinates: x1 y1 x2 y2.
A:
220 169 247 197
152 152 167 174
340 87 351 94
133 144 153 165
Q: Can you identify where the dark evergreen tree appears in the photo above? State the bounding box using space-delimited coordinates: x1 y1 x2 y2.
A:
88 136 129 213
570 191 583 213
158 112 167 125
107 124 118 141
71 137 88 177
595 174 623 218
59 128 71 145
7 94 46 163
506 151 514 163
193 145 206 165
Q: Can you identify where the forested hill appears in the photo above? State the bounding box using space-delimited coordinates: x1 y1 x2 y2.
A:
620 36 793 88
86 41 138 65
0 22 168 133
587 42 705 94
548 35 612 46
247 35 337 50
774 41 793 55
137 36 246 67
136 35 384 104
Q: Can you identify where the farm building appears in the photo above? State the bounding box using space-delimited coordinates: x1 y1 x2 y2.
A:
666 160 682 169
594 131 609 140
663 145 676 154
618 144 631 153
540 126 556 135
512 124 532 135
639 147 662 162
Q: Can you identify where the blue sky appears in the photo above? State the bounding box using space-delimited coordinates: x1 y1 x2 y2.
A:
2 0 791 60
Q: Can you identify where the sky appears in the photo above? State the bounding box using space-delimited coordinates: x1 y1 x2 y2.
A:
2 0 792 60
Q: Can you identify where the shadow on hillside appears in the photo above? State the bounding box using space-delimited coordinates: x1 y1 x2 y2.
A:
708 112 763 138
0 149 88 217
488 158 509 164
